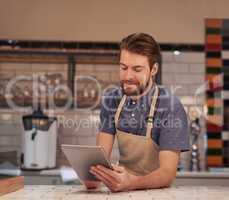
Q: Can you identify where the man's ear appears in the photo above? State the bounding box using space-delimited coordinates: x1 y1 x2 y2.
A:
150 63 158 76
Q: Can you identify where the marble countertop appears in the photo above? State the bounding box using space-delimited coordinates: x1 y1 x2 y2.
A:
176 171 229 178
1 185 229 200
21 168 229 178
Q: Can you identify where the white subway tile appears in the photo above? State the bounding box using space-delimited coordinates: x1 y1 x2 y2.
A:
222 51 229 59
162 52 174 62
172 85 189 96
188 84 205 96
0 113 13 124
0 71 15 78
0 124 22 135
162 63 189 73
76 64 95 73
174 74 204 84
162 73 174 84
172 52 204 64
0 145 21 153
31 63 66 72
94 64 118 72
0 63 32 71
222 131 229 140
189 63 205 73
110 71 119 83
13 114 24 125
0 135 21 146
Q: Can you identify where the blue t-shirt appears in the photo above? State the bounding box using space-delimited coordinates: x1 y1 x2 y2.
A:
99 85 190 152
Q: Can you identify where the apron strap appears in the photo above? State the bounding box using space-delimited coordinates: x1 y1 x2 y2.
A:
146 85 159 138
115 95 127 126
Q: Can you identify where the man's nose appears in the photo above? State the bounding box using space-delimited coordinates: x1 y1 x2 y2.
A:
124 69 134 80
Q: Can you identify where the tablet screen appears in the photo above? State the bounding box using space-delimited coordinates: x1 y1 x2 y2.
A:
61 144 113 181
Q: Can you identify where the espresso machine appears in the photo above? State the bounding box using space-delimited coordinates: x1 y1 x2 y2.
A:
21 107 57 170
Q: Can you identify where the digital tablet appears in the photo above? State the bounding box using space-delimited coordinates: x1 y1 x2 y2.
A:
61 144 113 181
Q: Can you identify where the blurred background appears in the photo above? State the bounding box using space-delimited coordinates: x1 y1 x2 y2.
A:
0 0 229 186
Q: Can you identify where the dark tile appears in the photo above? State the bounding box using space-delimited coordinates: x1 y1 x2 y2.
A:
222 20 229 35
206 28 221 35
206 67 221 74
207 148 222 155
207 51 221 58
223 141 229 147
207 132 222 139
208 107 222 115
223 44 229 50
223 75 229 82
223 67 229 74
223 83 229 90
223 59 229 66
223 36 229 43
223 157 229 165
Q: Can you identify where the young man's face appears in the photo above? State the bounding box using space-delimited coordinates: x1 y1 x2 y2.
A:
119 49 154 96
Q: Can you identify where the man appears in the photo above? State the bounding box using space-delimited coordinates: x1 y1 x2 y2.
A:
86 33 189 192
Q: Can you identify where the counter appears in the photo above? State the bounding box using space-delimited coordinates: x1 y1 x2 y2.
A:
1 185 229 200
20 168 229 186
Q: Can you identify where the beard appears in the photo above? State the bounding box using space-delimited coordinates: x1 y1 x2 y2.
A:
121 76 151 96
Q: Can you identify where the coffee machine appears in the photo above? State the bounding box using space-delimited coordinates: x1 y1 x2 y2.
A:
21 107 57 170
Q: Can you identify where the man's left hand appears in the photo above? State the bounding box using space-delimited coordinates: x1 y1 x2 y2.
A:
90 164 137 192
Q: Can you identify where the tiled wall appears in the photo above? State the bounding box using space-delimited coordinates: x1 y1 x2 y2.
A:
0 51 206 171
0 63 68 108
206 18 229 168
162 52 206 171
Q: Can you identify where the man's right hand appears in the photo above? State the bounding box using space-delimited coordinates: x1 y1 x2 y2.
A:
84 180 101 190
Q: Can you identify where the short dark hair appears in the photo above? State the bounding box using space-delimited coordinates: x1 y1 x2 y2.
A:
120 33 162 69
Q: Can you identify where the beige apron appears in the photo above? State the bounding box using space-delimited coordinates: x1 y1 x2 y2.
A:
115 85 159 176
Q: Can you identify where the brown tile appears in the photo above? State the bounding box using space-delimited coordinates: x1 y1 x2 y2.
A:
206 19 222 28
207 99 223 107
206 58 222 67
207 115 223 125
206 44 221 51
208 139 223 148
206 35 222 44
205 74 222 86
207 156 223 166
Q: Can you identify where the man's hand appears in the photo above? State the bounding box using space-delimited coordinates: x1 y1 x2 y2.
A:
90 164 137 192
83 180 101 190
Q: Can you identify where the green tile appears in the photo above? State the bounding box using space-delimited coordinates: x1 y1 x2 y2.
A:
207 68 222 74
206 28 221 34
208 107 222 115
207 148 222 155
207 132 221 139
223 67 229 75
214 92 222 98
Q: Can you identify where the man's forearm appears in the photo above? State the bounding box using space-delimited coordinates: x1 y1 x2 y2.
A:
96 132 115 158
130 168 176 190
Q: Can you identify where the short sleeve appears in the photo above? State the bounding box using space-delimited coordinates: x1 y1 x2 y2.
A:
98 92 117 135
159 98 190 152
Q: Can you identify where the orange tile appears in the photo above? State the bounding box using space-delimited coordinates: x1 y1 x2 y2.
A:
207 115 223 125
206 58 222 67
206 74 222 86
206 74 222 80
207 156 223 166
206 19 222 28
207 99 222 107
206 35 222 44
208 140 223 148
